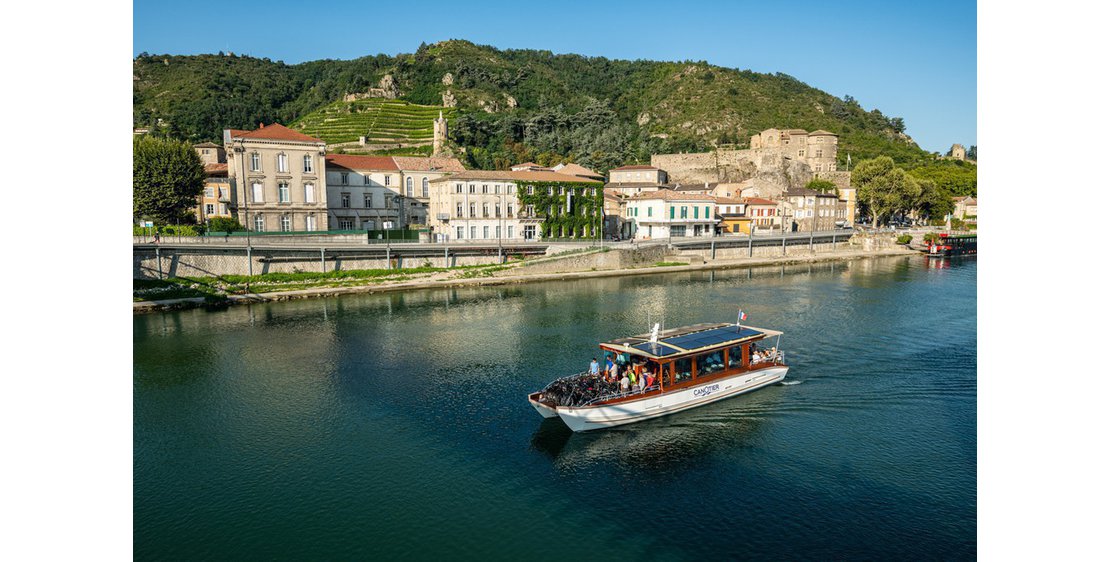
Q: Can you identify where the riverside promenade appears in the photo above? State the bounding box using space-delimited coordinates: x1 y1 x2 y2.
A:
133 242 919 313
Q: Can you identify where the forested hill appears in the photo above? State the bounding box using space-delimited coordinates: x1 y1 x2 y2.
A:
133 39 948 174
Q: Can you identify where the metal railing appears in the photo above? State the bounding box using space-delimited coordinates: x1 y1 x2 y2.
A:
583 384 662 406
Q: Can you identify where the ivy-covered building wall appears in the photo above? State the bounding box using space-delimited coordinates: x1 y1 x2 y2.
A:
515 180 605 238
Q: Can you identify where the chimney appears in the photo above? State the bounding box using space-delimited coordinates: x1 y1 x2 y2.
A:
259 122 264 129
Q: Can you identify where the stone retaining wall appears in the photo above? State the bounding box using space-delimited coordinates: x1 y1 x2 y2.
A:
134 248 499 279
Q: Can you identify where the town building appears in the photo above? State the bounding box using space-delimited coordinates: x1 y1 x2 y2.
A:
714 197 749 235
195 163 232 224
428 170 602 242
224 123 328 232
953 196 978 221
783 187 844 232
749 128 839 173
742 197 782 232
624 190 718 240
608 165 668 185
324 154 402 230
394 156 467 226
192 143 231 225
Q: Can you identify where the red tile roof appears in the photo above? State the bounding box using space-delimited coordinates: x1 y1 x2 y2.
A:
714 197 745 205
741 197 778 206
229 123 323 143
429 170 602 184
204 163 228 176
392 156 467 172
554 163 604 178
325 154 399 171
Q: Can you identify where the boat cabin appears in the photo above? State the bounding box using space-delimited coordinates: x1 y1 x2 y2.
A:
597 322 783 400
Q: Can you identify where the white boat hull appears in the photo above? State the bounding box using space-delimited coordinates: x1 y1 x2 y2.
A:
528 392 560 418
555 366 788 432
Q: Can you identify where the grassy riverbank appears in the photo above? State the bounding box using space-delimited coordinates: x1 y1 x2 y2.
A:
133 263 513 302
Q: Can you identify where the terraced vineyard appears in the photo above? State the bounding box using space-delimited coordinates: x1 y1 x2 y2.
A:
292 98 458 145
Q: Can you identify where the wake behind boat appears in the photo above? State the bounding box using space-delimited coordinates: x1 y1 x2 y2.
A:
528 322 788 432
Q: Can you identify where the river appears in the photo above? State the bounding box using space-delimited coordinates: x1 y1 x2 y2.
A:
134 255 976 560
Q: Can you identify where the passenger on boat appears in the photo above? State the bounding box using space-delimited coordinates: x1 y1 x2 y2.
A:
626 365 637 387
589 358 600 375
606 356 616 379
637 370 646 393
620 373 631 392
751 349 763 363
645 371 656 391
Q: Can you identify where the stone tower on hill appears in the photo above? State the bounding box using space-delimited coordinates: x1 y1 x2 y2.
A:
433 111 448 156
950 144 966 160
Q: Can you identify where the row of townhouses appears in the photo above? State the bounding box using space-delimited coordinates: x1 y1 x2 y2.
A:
191 122 855 241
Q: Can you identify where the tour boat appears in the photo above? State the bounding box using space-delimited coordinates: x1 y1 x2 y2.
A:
528 322 788 432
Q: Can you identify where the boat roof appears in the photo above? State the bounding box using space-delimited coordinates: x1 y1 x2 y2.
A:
601 322 782 359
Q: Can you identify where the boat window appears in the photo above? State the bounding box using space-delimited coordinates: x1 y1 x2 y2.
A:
659 363 672 387
698 350 725 377
728 345 744 369
674 357 693 383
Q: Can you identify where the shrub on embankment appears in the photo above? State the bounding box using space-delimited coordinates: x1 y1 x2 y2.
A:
896 234 912 245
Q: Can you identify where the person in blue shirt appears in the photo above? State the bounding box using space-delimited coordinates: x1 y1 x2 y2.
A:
589 358 600 376
605 356 616 381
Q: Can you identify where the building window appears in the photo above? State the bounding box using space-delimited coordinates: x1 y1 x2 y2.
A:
254 214 265 232
816 149 823 158
304 183 315 203
456 183 463 193
495 204 502 218
422 178 429 198
457 226 464 239
469 203 476 217
705 206 710 218
470 226 477 239
670 225 686 237
278 181 290 202
648 207 652 217
339 217 354 230
670 206 675 219
218 203 227 215
204 186 215 197
250 152 261 171
456 203 463 218
341 193 351 208
680 206 688 219
363 174 371 185
547 187 554 195
365 194 374 208
341 172 349 185
524 225 535 240
495 225 501 239
204 203 215 215
798 150 805 157
469 184 476 194
483 203 489 218
277 153 288 173
528 186 534 195
384 176 391 186
306 215 316 231
280 215 292 232
494 184 501 194
482 184 489 194
251 182 264 203
303 155 313 173
218 187 228 199
507 204 514 217
694 206 699 219
525 204 534 217
406 177 414 197
483 226 490 239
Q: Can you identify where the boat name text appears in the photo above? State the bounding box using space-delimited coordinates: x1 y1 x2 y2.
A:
693 384 721 398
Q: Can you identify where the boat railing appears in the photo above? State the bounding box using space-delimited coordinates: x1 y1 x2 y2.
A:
582 384 662 406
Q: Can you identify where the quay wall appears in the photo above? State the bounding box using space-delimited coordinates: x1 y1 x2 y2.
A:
517 246 668 275
134 248 501 279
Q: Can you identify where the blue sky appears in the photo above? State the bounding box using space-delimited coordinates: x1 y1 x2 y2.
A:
134 0 976 154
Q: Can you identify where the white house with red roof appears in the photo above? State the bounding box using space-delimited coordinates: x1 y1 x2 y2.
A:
224 123 328 232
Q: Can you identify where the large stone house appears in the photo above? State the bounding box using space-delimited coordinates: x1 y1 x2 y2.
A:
428 170 601 242
224 124 328 232
393 156 467 227
742 197 782 232
324 154 403 230
783 187 845 232
192 143 231 224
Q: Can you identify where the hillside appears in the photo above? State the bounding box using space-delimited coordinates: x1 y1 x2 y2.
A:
292 98 457 146
133 40 950 172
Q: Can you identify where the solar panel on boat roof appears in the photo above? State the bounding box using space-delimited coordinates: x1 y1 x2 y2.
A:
632 342 680 356
662 326 761 350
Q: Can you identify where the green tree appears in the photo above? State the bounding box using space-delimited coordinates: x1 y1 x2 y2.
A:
806 178 838 195
852 156 916 228
133 135 205 224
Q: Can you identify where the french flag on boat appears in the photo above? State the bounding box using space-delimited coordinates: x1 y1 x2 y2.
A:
737 308 748 324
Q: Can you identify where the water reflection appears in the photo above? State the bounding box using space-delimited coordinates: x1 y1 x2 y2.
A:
530 384 786 475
